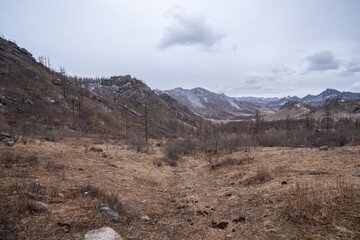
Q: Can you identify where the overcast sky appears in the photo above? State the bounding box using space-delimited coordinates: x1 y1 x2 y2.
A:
1 0 360 97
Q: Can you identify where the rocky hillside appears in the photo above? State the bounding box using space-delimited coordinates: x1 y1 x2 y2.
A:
0 37 200 138
159 87 261 120
162 86 360 120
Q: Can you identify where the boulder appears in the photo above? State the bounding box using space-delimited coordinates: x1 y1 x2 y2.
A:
29 201 49 212
97 207 119 221
90 147 103 152
107 162 118 168
25 99 34 106
85 227 123 240
319 145 329 151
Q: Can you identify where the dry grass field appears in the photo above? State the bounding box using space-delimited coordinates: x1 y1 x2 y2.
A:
0 139 359 239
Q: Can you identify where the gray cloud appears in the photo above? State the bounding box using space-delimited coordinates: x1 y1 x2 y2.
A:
305 50 340 71
270 65 294 75
159 8 224 50
338 59 360 77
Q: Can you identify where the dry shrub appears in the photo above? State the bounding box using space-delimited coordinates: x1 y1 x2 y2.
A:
153 159 163 167
1 151 18 168
125 136 148 152
211 157 253 171
27 181 46 195
0 211 18 240
24 155 39 167
161 158 178 167
80 184 122 211
164 139 195 160
284 180 360 233
46 161 65 171
245 165 272 185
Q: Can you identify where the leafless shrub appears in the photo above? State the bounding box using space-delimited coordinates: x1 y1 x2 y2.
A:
24 155 39 167
161 158 178 167
1 151 18 168
244 165 272 185
125 136 148 152
80 184 122 211
163 139 196 162
103 193 122 211
27 181 46 195
153 159 163 167
0 213 18 240
46 161 65 171
211 157 253 171
81 184 103 197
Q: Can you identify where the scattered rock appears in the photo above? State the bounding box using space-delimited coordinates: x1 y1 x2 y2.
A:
78 168 84 171
141 215 151 221
233 216 246 223
96 207 119 221
85 227 123 240
6 141 15 147
207 149 217 155
281 181 287 185
51 77 61 86
225 193 232 197
210 221 228 229
102 152 111 158
58 193 64 197
0 132 11 139
319 145 329 151
29 201 49 212
197 210 209 216
107 162 118 168
25 99 34 106
90 147 103 152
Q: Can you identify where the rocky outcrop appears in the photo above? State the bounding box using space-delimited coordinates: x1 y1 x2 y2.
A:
85 227 123 240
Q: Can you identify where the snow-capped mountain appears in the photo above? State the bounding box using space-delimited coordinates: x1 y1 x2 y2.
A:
159 87 259 120
161 87 360 120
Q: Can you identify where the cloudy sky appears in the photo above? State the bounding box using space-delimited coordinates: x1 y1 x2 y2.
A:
1 0 360 97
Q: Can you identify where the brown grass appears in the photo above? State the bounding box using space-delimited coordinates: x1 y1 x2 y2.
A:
0 139 359 239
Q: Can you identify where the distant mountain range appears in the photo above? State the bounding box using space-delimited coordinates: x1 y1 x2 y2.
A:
158 87 360 120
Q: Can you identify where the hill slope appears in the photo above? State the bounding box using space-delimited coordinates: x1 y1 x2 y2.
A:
0 37 200 138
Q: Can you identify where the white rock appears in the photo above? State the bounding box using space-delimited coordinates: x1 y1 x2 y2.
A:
85 227 123 240
141 215 151 221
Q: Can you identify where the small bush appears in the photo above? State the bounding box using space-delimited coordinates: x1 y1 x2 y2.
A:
80 184 122 211
25 155 39 167
153 159 163 167
164 139 195 161
125 136 148 152
27 181 46 195
1 151 18 168
245 165 272 185
211 157 253 171
46 161 65 171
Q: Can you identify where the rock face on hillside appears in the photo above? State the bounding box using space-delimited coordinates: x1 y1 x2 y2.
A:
161 87 259 120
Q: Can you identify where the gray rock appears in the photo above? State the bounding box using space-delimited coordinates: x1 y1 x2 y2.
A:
102 152 111 158
107 162 118 168
90 147 103 152
141 215 151 221
319 145 329 151
85 227 123 240
97 207 119 221
29 201 49 212
0 132 11 139
51 77 61 86
25 99 34 106
6 141 15 147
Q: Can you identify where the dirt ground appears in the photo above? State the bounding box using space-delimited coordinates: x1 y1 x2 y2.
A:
0 138 359 240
